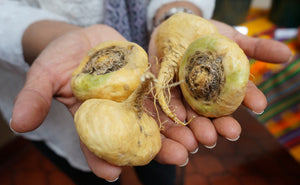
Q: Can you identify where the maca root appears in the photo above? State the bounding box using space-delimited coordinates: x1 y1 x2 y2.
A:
71 40 149 101
82 45 134 75
127 72 156 119
185 50 225 102
179 34 250 118
154 13 219 125
73 71 161 166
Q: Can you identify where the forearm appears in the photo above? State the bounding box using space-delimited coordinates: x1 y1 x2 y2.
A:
22 20 81 65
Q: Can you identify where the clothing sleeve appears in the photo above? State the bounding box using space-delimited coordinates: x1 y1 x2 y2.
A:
0 0 67 68
147 0 216 31
0 1 91 171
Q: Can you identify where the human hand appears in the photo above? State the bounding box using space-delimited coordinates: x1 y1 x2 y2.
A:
10 24 129 181
9 22 202 181
147 18 293 165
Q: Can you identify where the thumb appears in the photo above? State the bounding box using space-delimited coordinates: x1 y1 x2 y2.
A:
235 33 293 63
11 67 53 133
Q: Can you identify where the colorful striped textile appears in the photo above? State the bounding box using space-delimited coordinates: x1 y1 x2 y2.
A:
242 9 300 161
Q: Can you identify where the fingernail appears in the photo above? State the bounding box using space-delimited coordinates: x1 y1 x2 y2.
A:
9 118 18 134
252 110 264 115
179 158 189 167
106 176 119 183
204 142 217 149
226 135 240 142
190 147 199 154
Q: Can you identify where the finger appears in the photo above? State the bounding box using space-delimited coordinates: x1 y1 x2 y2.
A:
155 135 189 167
154 107 198 153
11 65 53 133
188 116 218 148
161 123 198 153
148 89 196 152
243 81 267 114
211 20 292 63
212 116 241 141
80 142 122 182
186 104 218 147
234 33 292 63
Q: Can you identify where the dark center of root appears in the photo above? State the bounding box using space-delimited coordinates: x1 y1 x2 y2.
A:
82 45 134 75
185 50 225 102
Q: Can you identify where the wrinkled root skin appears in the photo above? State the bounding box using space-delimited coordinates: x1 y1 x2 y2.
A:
74 72 161 166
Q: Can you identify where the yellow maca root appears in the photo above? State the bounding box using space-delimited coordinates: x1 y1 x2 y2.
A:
179 34 249 118
154 13 218 125
74 72 161 166
71 40 148 101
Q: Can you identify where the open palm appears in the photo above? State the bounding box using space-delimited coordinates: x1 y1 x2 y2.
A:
147 19 292 164
10 25 129 181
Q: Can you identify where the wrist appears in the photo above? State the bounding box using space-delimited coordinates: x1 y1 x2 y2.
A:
22 20 81 65
153 1 203 28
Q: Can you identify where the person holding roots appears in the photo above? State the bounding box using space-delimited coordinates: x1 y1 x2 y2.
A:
0 0 292 184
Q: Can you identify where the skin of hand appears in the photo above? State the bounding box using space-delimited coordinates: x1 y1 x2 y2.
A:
12 21 127 181
147 19 293 163
10 15 292 182
10 20 204 181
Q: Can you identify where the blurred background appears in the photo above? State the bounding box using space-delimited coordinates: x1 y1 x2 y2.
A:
213 0 300 27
